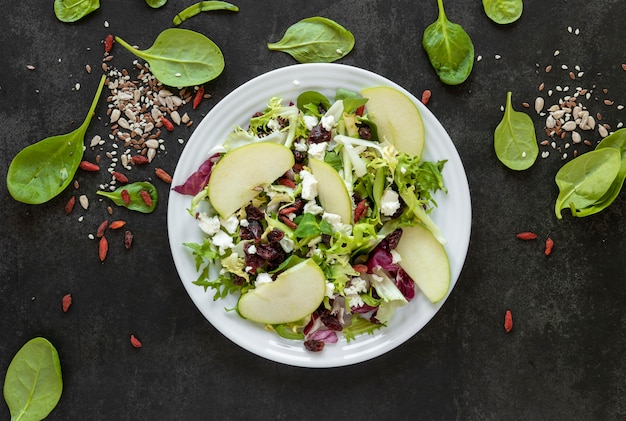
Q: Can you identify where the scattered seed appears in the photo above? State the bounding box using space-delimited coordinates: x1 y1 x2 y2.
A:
534 97 545 114
26 64 35 70
79 194 89 210
546 65 552 73
85 64 92 74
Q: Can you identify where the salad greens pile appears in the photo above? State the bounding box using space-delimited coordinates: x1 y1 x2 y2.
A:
177 87 447 351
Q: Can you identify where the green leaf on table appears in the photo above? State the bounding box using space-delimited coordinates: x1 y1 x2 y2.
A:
7 74 106 204
494 91 538 170
54 0 100 22
482 0 523 24
97 181 159 213
3 338 63 421
422 0 474 85
554 147 622 219
115 28 224 87
172 1 239 26
268 17 355 63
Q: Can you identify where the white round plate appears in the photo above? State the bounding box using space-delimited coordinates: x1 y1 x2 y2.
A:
168 63 471 368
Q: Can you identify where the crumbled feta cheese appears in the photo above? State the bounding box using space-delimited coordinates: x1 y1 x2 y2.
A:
239 219 250 228
211 230 234 254
255 272 273 285
321 114 336 131
279 237 294 253
322 211 342 226
267 119 281 132
299 170 318 200
307 141 328 160
247 244 257 254
347 294 364 308
293 138 308 152
197 213 220 236
380 189 401 216
325 282 335 298
220 215 239 234
303 115 319 131
344 277 368 295
304 200 324 215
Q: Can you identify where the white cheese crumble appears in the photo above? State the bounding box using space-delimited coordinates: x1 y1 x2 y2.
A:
321 114 336 131
307 141 328 160
325 282 335 298
303 115 319 131
299 170 318 200
220 215 239 234
211 230 234 254
279 237 295 253
197 213 221 236
267 119 281 132
303 200 324 215
255 272 273 285
380 189 401 216
247 244 257 254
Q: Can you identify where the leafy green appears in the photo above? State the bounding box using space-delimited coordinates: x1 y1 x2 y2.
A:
146 0 167 8
482 0 523 24
54 0 100 22
553 129 626 219
494 91 538 170
3 338 63 421
268 17 355 63
173 1 239 25
422 0 474 85
7 74 106 204
342 317 384 342
115 29 224 87
296 91 331 114
97 181 158 213
554 148 621 219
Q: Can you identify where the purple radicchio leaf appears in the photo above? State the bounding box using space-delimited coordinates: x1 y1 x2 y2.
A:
172 153 220 196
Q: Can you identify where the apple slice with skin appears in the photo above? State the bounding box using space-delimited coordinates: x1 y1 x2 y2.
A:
395 224 450 303
361 86 425 157
208 142 295 217
308 157 352 224
238 259 326 325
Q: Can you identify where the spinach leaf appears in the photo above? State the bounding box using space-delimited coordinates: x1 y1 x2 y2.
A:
494 91 538 170
554 148 621 219
97 181 159 213
268 17 355 63
54 0 100 22
3 338 63 421
146 0 167 8
296 91 331 113
115 29 224 87
422 0 474 85
7 74 106 204
173 1 239 26
482 0 523 24
573 129 626 217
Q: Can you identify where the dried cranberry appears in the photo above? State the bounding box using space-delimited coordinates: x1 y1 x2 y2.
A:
307 125 332 144
231 274 246 286
245 204 264 221
240 220 263 241
244 249 265 274
321 313 343 331
304 339 325 352
358 125 372 140
390 197 406 219
386 229 403 250
321 233 332 247
267 228 284 243
293 150 306 163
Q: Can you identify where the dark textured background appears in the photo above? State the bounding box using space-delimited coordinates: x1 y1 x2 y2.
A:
1 0 625 419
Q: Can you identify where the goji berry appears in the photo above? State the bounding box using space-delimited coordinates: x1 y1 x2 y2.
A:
516 231 538 240
65 196 76 215
121 189 131 205
193 85 204 109
155 168 172 184
62 294 72 313
504 310 513 332
354 199 368 222
130 334 142 348
277 177 296 189
421 89 432 105
99 236 108 262
355 105 365 116
139 190 153 207
352 264 368 274
130 155 149 165
545 237 554 256
79 160 100 171
112 171 129 184
161 116 174 132
109 220 126 230
104 34 114 54
96 220 109 238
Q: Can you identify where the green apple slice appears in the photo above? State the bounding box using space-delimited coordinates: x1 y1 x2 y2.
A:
361 86 425 157
238 259 326 325
207 142 295 217
395 225 450 303
308 157 352 224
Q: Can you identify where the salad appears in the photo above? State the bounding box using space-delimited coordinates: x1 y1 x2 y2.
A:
174 86 448 352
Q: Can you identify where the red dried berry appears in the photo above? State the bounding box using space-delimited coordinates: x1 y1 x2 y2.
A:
130 334 142 348
112 171 129 184
139 190 153 207
516 232 538 240
421 89 432 105
193 85 205 109
504 310 513 332
65 196 76 215
545 237 554 256
161 116 174 132
109 220 126 230
104 34 114 54
121 189 131 205
79 160 100 171
96 220 109 238
62 294 72 313
130 155 149 165
99 236 108 262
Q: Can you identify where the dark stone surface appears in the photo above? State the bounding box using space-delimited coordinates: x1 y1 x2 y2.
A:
1 0 625 419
